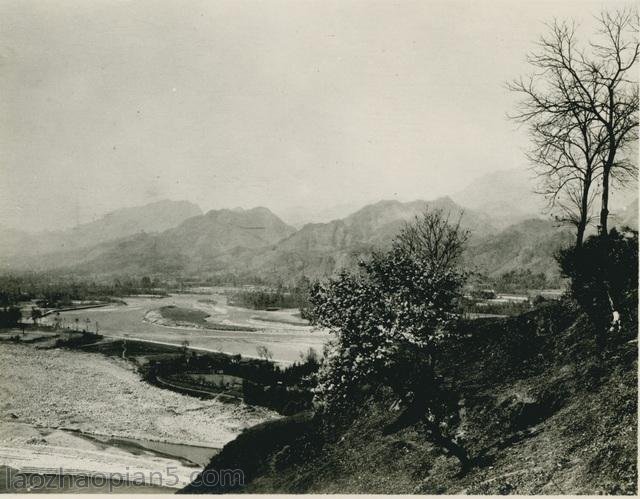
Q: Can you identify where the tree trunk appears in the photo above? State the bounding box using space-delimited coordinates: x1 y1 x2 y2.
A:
599 166 610 236
425 420 470 473
576 176 592 248
576 221 586 249
600 126 616 237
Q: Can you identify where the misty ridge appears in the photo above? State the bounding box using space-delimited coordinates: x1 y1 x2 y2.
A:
1 168 637 284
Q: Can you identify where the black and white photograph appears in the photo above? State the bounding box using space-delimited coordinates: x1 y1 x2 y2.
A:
0 0 638 494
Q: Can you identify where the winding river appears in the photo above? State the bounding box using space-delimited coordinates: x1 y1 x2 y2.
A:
46 288 330 363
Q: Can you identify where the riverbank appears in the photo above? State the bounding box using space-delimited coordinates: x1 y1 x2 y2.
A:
0 342 278 491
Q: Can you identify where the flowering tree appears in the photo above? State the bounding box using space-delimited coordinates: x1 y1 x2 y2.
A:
310 209 470 470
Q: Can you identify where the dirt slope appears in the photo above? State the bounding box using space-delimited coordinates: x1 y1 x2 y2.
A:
182 302 637 495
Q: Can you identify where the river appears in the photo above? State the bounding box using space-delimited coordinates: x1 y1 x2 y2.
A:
44 289 329 363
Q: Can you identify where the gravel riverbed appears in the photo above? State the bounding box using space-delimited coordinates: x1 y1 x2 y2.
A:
0 342 278 489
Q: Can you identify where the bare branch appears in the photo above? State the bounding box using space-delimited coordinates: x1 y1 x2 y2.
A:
508 7 639 241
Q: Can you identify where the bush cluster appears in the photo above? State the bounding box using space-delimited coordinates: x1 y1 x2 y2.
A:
557 228 638 343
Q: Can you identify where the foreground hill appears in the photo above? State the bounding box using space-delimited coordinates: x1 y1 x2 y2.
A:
181 302 637 494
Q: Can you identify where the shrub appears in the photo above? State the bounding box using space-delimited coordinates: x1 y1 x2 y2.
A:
556 228 638 351
0 306 22 328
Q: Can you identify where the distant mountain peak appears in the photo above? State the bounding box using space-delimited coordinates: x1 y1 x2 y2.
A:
452 169 545 228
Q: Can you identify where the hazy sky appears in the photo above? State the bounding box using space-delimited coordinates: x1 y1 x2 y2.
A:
0 0 628 231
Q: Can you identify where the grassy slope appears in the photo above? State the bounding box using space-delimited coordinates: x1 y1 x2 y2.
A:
181 302 637 495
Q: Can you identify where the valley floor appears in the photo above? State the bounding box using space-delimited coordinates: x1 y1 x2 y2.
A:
44 291 329 363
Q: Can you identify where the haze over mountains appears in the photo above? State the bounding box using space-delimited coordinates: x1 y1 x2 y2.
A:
1 170 636 285
451 169 547 229
276 202 375 229
0 200 201 260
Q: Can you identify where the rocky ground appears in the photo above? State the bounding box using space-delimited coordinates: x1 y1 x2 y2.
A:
0 342 278 489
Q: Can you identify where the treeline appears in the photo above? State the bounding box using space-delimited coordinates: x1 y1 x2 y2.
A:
0 273 167 308
229 289 303 310
461 298 533 317
228 278 313 317
490 269 559 293
140 346 320 415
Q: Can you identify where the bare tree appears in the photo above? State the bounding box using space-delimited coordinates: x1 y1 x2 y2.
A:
181 339 191 367
30 307 42 326
395 208 469 272
509 9 639 237
548 174 601 246
525 108 605 246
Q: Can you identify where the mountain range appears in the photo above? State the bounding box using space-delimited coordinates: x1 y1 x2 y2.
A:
1 170 636 285
0 200 202 264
